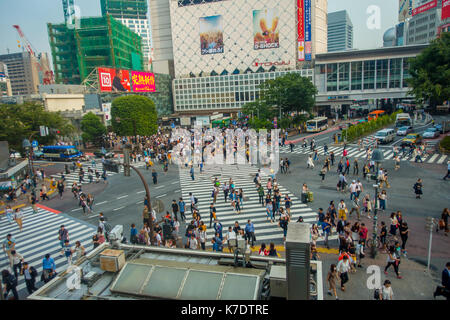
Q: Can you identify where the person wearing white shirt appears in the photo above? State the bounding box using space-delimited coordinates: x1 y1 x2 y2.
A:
380 280 393 300
337 255 351 291
188 234 198 250
349 181 357 200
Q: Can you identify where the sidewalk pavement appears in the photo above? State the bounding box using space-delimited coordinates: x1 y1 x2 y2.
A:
320 252 443 300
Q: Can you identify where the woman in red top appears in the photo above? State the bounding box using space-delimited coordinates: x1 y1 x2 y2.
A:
259 243 269 256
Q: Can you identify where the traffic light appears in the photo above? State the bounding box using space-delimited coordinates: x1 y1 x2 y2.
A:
103 160 120 173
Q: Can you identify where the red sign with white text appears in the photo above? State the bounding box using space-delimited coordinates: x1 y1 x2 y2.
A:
412 0 437 16
297 0 304 61
442 0 450 20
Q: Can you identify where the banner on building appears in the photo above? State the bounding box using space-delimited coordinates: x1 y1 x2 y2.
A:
442 0 450 20
412 0 437 16
297 0 304 61
131 71 156 92
199 15 224 55
253 9 280 50
398 0 414 22
98 67 131 92
304 0 312 61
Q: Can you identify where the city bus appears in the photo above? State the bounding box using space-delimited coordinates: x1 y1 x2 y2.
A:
306 117 328 133
42 145 83 161
368 110 386 121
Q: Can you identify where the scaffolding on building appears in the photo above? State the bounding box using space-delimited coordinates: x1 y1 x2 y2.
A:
100 0 148 19
48 14 143 84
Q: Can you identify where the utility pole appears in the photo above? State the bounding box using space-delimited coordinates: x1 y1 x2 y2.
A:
425 217 435 272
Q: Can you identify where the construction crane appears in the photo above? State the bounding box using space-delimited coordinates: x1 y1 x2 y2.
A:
13 25 54 84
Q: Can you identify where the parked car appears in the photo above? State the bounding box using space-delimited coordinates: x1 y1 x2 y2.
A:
396 126 413 136
402 133 423 145
94 150 115 159
423 127 440 139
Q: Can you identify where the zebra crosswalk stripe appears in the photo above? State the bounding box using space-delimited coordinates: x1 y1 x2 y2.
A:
179 164 318 245
0 206 96 294
279 144 446 164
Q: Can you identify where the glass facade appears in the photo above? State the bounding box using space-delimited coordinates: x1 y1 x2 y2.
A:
317 56 413 93
363 60 375 90
338 62 350 91
326 64 337 92
173 69 313 112
389 58 402 88
350 61 362 90
376 59 389 89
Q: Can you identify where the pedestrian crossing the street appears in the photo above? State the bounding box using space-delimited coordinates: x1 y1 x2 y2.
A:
49 160 147 187
279 144 448 164
178 164 331 246
0 206 97 294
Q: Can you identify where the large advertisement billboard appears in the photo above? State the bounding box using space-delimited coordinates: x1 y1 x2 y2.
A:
297 0 305 61
199 15 224 55
98 68 155 93
253 9 280 50
443 0 450 20
131 71 156 92
304 0 312 61
98 67 131 92
399 0 414 22
412 0 437 16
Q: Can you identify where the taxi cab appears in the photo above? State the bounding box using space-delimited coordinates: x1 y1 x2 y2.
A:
402 133 422 145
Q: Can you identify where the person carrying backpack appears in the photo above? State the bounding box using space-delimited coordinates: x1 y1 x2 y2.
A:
21 262 38 294
1 269 19 300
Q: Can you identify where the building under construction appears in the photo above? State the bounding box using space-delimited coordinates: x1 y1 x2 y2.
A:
48 14 143 84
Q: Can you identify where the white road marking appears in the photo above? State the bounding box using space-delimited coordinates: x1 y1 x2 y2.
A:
113 206 125 211
117 195 128 199
155 185 165 189
96 201 107 205
71 208 82 212
137 190 146 194
156 194 167 198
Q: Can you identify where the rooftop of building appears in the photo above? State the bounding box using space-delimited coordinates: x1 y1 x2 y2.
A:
316 44 429 62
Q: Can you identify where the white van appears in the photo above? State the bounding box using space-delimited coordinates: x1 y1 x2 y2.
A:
374 129 395 144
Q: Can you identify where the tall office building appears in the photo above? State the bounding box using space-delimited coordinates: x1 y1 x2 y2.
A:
150 0 174 76
100 0 152 70
327 10 353 52
0 52 44 96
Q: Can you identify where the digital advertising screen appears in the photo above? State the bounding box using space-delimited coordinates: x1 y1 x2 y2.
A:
131 71 156 92
199 15 224 55
98 67 131 92
253 8 280 50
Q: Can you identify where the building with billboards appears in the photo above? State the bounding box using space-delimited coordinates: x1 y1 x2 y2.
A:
314 44 428 117
100 0 152 71
48 14 144 84
169 0 326 115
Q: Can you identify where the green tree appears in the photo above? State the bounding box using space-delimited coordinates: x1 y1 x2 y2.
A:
80 112 106 146
407 32 450 107
259 73 318 115
241 100 275 121
0 102 74 152
111 95 158 136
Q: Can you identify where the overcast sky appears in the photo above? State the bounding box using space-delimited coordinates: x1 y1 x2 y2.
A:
0 0 399 56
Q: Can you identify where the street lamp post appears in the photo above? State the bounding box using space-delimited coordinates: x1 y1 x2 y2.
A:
22 132 37 191
370 148 384 259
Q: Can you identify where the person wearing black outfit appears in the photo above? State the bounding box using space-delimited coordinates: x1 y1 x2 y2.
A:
434 262 450 300
21 262 38 294
171 200 179 221
2 269 19 300
209 203 216 227
413 178 423 199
